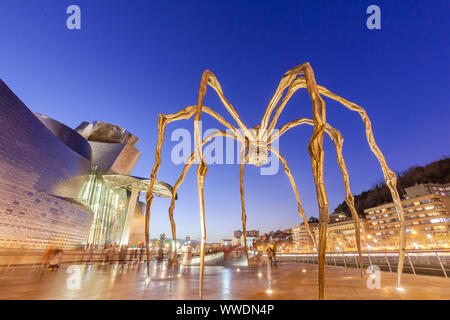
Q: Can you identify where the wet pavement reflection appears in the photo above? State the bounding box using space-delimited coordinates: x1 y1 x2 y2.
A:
0 261 449 300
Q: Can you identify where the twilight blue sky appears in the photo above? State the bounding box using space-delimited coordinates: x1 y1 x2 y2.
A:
0 1 449 242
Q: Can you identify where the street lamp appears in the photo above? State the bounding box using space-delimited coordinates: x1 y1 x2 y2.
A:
427 234 438 249
373 238 379 250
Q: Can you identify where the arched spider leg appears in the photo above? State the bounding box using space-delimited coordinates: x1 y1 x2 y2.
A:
270 119 365 277
266 70 404 287
270 76 405 287
312 85 406 289
250 63 329 300
144 105 244 281
259 64 314 141
300 63 329 301
165 130 242 299
266 146 318 251
195 70 253 140
266 78 308 138
193 70 253 297
257 63 329 299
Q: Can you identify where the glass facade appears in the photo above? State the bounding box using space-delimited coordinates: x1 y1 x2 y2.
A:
78 167 130 248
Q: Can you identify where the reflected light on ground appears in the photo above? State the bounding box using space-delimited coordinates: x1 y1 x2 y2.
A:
221 268 232 299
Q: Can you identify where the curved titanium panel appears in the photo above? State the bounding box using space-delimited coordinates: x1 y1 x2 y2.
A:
0 79 93 249
89 141 140 175
34 112 92 161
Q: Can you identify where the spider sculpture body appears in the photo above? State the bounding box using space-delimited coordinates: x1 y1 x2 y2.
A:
144 63 406 300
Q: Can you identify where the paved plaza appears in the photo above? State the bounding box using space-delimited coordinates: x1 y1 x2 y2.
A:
0 262 449 300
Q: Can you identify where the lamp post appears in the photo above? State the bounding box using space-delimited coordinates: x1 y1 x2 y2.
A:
427 234 438 249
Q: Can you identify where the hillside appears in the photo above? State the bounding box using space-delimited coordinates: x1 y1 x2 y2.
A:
333 156 450 217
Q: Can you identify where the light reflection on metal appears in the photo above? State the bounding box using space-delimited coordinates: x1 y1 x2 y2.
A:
144 63 404 300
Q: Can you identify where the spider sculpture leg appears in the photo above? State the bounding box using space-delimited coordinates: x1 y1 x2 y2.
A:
194 70 252 298
300 63 329 301
239 144 249 265
196 159 208 299
314 85 406 288
268 72 405 288
144 105 244 281
166 130 241 298
254 63 329 299
270 119 365 276
196 70 252 138
267 146 317 250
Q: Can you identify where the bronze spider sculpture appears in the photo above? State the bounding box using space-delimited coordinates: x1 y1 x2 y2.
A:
144 63 406 300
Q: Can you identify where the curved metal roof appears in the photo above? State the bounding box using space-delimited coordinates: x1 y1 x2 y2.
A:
101 174 176 199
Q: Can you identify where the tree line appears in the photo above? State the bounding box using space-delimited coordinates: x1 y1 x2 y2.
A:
333 156 450 218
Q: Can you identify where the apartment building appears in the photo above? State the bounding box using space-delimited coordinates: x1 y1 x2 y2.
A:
364 193 450 248
292 216 364 252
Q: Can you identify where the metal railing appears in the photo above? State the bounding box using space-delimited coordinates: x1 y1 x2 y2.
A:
276 249 450 278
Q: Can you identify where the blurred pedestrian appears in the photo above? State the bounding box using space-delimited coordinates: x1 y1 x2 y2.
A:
48 249 63 271
266 247 273 266
87 246 94 265
270 244 277 267
129 247 135 263
103 245 111 265
41 247 54 272
118 246 127 270
139 246 144 263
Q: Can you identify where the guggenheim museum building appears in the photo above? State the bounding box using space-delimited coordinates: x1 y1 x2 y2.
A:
0 79 174 249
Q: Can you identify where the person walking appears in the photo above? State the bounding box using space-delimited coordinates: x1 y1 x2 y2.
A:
129 247 135 263
270 244 278 267
118 246 127 271
266 247 273 267
139 246 144 263
48 249 63 271
103 245 111 266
